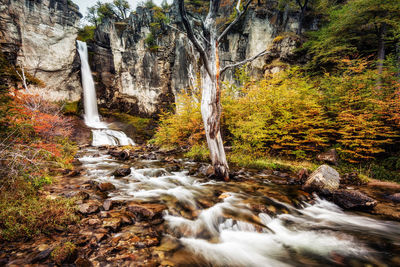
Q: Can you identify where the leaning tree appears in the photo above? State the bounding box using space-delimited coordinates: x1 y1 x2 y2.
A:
178 0 268 181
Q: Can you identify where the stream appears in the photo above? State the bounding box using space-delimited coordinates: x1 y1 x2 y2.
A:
76 146 400 266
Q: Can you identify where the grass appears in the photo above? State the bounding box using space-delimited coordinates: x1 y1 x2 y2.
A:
228 153 319 173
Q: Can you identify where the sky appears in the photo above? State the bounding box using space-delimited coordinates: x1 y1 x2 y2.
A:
73 0 171 22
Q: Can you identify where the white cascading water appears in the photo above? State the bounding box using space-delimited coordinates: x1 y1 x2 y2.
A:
76 40 134 146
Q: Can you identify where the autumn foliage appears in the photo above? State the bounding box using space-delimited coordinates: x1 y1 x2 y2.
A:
153 58 400 180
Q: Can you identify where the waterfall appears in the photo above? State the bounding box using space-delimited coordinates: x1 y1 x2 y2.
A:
76 40 134 146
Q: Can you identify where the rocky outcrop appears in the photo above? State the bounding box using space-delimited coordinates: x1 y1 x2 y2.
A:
90 1 310 117
0 0 82 101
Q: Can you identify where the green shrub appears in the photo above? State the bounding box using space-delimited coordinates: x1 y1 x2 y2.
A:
185 144 210 162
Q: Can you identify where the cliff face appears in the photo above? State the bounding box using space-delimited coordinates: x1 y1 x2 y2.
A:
0 0 82 101
90 1 308 117
90 7 195 116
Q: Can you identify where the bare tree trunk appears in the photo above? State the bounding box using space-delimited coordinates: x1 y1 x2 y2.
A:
201 2 229 181
201 37 229 180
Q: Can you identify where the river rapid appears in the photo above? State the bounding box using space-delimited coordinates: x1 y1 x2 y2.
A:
75 144 400 267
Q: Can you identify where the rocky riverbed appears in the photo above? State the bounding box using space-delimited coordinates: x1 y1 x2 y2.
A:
1 139 400 266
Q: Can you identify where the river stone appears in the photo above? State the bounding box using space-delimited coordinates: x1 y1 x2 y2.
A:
97 182 116 192
103 218 122 231
78 202 100 214
30 248 52 263
316 149 339 165
127 203 166 221
303 165 340 192
112 167 131 177
387 193 400 203
103 199 113 211
75 257 93 267
331 190 377 210
199 165 215 177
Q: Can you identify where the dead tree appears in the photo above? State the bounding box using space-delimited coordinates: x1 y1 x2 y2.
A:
178 0 268 181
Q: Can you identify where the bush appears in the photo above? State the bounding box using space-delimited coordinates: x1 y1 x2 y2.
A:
223 68 331 159
151 91 204 149
185 144 210 162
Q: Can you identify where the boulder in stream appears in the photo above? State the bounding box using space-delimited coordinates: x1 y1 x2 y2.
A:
331 189 377 210
127 203 166 221
97 182 116 192
112 167 131 177
303 164 340 192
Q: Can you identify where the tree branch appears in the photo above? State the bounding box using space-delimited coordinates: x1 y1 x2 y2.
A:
220 49 269 75
217 0 252 43
178 0 212 77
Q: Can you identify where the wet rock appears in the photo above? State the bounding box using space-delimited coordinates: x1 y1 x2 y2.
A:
67 169 81 177
199 165 215 177
30 248 52 263
51 242 78 265
331 190 377 210
303 165 340 192
112 167 131 177
97 182 116 192
166 164 180 172
387 193 400 203
296 168 309 184
316 149 339 165
75 257 93 267
88 218 102 226
93 233 106 242
127 203 166 221
103 199 113 211
72 158 83 165
103 218 122 231
79 202 100 214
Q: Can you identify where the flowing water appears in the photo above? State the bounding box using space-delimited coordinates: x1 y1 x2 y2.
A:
76 40 134 147
76 41 400 266
77 148 400 267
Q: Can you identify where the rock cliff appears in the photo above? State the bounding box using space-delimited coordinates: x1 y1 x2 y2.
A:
90 1 310 117
0 0 82 101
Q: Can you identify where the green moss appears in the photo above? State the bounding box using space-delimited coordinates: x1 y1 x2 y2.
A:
62 101 80 115
51 241 77 265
